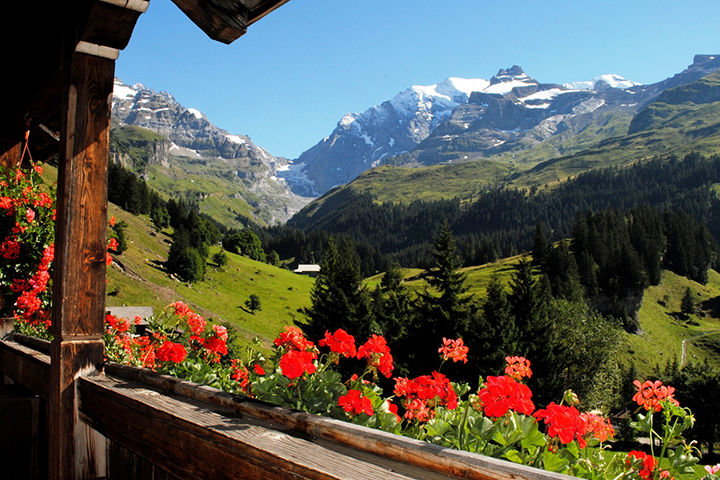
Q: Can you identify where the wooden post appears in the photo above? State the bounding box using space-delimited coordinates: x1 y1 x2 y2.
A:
49 46 117 479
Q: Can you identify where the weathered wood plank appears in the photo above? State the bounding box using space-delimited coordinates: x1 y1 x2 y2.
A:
81 0 149 50
13 333 52 354
52 51 113 338
80 374 441 480
0 339 51 399
49 49 115 480
170 0 249 43
104 364 578 480
108 441 182 480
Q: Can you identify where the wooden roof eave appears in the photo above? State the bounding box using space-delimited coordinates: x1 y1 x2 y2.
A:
170 0 291 44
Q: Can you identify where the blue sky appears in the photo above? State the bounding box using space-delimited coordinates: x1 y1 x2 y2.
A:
116 0 720 159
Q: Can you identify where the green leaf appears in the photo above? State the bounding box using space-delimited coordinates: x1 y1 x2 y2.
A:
542 450 570 473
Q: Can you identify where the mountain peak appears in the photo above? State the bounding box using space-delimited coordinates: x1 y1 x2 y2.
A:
496 65 525 76
564 74 640 91
693 54 718 66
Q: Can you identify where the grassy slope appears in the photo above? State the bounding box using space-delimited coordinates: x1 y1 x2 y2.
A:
626 269 720 374
105 202 314 346
146 162 260 228
366 256 720 377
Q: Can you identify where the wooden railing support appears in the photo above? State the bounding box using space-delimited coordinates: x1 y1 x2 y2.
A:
49 47 115 480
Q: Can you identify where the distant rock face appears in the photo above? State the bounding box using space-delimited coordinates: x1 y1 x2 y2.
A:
284 77 490 196
284 56 720 198
283 65 642 196
111 79 310 224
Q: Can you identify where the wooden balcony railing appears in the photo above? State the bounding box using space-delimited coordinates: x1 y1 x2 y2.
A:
1 332 578 480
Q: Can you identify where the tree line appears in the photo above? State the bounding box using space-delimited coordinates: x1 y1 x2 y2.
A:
286 152 720 272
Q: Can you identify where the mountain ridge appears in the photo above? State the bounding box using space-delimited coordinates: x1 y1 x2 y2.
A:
111 79 310 225
282 54 720 198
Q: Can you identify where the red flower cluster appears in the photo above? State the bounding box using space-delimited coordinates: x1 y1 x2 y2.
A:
504 356 532 381
580 412 615 443
231 360 251 393
279 350 317 379
357 334 394 378
534 402 587 447
338 389 374 416
274 325 316 352
106 314 131 333
0 237 20 259
438 337 468 363
632 379 679 412
156 341 188 363
625 451 657 480
394 372 458 422
476 375 535 418
11 244 54 327
319 328 356 357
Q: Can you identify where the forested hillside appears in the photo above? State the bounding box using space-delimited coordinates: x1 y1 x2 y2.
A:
287 152 720 271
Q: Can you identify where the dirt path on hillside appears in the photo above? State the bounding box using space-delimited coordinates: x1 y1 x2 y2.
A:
681 330 720 366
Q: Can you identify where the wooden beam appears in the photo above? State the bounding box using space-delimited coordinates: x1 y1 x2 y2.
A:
79 374 444 480
170 0 249 43
49 48 115 480
81 0 149 50
105 364 579 480
0 339 51 399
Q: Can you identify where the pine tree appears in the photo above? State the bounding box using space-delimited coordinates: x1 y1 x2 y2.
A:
166 229 205 282
302 238 372 341
410 223 478 376
416 222 476 337
374 261 411 343
469 274 516 373
508 259 553 361
532 222 551 269
681 287 696 315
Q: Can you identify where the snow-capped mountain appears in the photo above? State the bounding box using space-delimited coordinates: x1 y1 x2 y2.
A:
564 74 641 91
282 65 643 196
282 76 492 196
111 79 310 224
283 55 720 198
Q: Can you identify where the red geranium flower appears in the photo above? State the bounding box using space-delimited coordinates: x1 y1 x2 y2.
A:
393 371 458 422
626 451 657 480
231 360 251 393
279 350 317 379
156 341 188 363
534 402 586 446
504 356 532 380
338 389 374 416
477 375 535 418
107 238 119 251
172 301 191 318
632 379 679 412
438 337 468 363
186 312 207 335
253 364 265 375
0 238 21 259
274 326 315 352
357 334 393 378
105 314 130 333
204 335 228 357
213 324 228 342
580 412 615 443
319 328 357 357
